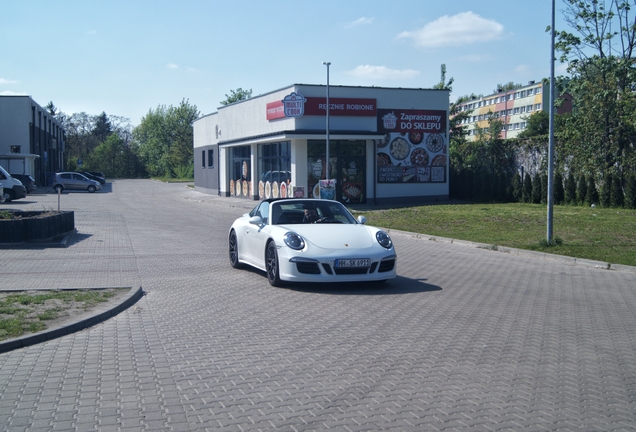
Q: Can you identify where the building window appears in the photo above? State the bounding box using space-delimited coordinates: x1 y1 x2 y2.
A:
10 146 21 153
535 87 542 94
513 107 520 115
201 150 206 168
208 149 214 167
535 103 542 110
258 141 291 186
527 105 533 112
521 106 526 113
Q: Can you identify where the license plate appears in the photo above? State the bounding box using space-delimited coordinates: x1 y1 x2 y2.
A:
334 258 370 268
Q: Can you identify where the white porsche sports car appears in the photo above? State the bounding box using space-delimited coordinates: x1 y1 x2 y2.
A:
228 199 397 286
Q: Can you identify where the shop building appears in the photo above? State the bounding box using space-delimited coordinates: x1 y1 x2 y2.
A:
193 84 449 205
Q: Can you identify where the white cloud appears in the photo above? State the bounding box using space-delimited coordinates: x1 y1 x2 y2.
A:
514 64 531 74
86 30 97 35
0 78 19 85
167 63 179 69
398 11 504 48
347 65 420 80
0 90 28 96
345 17 374 28
457 54 491 62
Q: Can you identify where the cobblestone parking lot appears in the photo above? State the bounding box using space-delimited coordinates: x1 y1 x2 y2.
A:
1 179 635 431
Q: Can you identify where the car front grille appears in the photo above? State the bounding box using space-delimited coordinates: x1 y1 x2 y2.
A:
295 262 321 274
378 259 395 273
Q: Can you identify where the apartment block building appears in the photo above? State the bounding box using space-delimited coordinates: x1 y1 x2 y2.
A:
456 80 568 140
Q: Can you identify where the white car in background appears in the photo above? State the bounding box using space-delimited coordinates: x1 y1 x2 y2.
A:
228 199 397 286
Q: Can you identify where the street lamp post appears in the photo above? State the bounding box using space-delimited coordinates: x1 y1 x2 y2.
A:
547 0 556 243
323 61 331 180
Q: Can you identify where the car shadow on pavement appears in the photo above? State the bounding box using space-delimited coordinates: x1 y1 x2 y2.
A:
286 276 441 296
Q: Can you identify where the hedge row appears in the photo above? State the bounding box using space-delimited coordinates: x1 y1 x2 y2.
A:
450 169 636 209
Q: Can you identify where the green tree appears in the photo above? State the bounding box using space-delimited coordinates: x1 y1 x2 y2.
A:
611 174 625 208
554 171 564 204
511 172 522 202
576 173 587 205
522 173 533 203
134 99 200 177
564 171 577 204
585 174 599 206
518 111 549 138
600 172 612 207
626 173 636 209
220 88 253 105
555 0 636 180
532 172 542 204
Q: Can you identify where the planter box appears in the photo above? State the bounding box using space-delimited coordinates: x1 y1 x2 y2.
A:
0 211 75 244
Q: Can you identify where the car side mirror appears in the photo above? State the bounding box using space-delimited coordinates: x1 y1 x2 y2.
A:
357 215 367 224
249 216 263 225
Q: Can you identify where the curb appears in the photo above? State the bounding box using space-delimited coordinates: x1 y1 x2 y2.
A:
386 229 636 274
0 286 144 354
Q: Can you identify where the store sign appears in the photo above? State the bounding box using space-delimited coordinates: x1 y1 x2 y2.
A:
282 92 306 118
267 96 377 120
377 108 446 133
304 98 376 117
376 108 448 184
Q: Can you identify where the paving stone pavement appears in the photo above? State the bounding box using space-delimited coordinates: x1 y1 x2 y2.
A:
1 179 635 431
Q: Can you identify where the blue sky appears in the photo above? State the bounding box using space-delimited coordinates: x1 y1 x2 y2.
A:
1 0 568 126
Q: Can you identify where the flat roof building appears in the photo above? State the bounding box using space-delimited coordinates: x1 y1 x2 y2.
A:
193 84 450 205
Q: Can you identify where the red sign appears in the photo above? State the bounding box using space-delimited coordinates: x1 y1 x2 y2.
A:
266 101 285 120
377 109 446 133
267 97 377 120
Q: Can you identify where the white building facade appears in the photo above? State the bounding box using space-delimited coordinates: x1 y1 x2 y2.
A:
193 84 450 205
0 96 65 186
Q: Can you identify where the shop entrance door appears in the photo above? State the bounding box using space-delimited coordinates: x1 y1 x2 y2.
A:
307 140 366 204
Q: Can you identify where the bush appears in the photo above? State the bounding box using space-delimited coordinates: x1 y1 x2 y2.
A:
611 174 624 208
512 172 522 202
554 172 564 204
585 174 599 206
626 173 636 209
522 173 533 203
565 171 577 204
577 173 587 205
532 172 542 204
600 173 612 207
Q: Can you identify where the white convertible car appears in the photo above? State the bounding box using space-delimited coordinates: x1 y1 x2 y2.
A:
228 199 397 286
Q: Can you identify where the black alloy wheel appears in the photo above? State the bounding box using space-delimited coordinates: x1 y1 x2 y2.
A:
229 231 242 268
266 241 282 287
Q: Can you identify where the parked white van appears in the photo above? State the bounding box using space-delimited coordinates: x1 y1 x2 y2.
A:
0 165 27 202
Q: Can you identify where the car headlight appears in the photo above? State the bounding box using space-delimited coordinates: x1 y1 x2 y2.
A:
376 231 393 249
283 232 305 250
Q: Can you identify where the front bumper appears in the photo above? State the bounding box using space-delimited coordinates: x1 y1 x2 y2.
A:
278 251 397 283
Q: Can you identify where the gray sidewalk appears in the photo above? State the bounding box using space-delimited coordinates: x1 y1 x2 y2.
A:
1 179 636 431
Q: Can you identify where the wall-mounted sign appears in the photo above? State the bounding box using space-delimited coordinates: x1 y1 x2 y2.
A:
267 96 377 120
377 108 446 134
282 92 306 118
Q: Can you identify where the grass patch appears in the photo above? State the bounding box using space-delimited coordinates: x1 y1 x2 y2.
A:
0 289 124 341
356 203 636 266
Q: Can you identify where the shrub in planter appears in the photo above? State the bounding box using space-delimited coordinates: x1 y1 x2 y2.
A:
0 210 74 243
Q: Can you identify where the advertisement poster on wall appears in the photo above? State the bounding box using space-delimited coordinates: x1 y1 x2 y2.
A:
376 109 448 184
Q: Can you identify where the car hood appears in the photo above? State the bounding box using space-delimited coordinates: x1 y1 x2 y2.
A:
282 224 375 249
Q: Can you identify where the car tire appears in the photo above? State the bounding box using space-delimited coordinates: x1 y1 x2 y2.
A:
2 190 13 202
266 241 283 287
88 185 96 193
229 230 243 269
54 185 64 193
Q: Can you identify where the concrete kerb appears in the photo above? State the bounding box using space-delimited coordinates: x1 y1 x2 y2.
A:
385 228 636 274
0 286 144 354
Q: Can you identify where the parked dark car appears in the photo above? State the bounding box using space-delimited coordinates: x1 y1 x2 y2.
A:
87 172 106 183
77 171 106 184
10 174 37 194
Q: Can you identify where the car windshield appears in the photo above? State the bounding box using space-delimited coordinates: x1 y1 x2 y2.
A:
271 200 357 225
